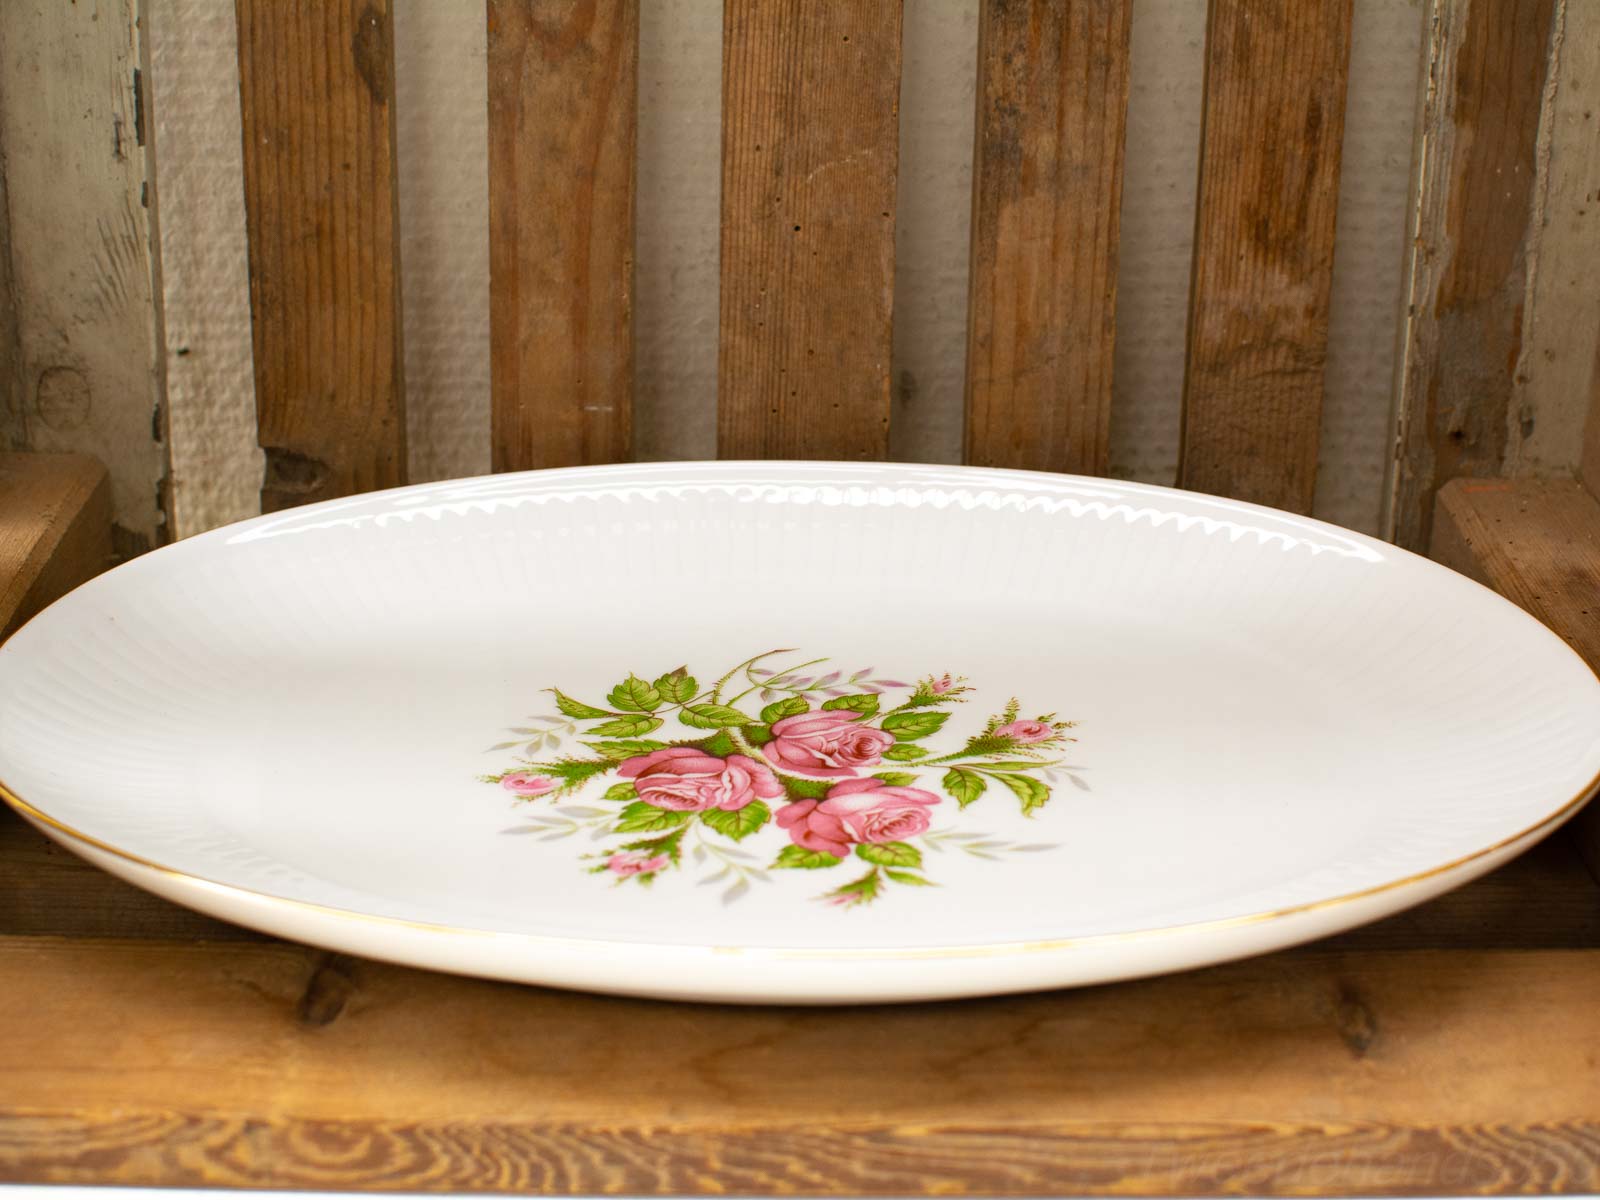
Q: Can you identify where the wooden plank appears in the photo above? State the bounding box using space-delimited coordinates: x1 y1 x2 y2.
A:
486 0 637 472
0 809 257 940
717 1 903 459
3 940 1600 1192
0 453 112 642
1430 477 1600 878
235 0 407 511
1176 0 1353 513
1387 0 1558 550
1584 342 1600 497
0 0 165 554
963 0 1131 475
5 798 1596 948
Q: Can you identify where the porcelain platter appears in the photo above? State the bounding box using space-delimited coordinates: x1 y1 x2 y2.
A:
3 462 1597 1003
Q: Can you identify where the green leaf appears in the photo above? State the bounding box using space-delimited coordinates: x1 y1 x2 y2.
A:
760 696 810 724
856 841 922 868
679 703 752 729
742 724 774 747
588 715 663 738
882 711 949 741
698 731 736 757
550 689 612 720
771 844 842 870
701 799 771 842
780 775 830 800
821 693 880 718
536 758 615 787
873 771 918 786
885 869 936 886
603 782 638 802
614 802 691 833
988 772 1051 814
824 867 884 907
583 738 667 761
963 760 1061 771
883 743 930 761
942 767 987 808
654 667 697 704
608 674 662 712
622 826 687 862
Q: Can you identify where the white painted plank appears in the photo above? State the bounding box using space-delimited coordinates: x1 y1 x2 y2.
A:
0 0 164 551
146 0 262 538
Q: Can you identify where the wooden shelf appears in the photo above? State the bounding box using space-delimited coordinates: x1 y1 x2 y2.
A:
1432 477 1600 875
3 469 1600 1194
0 452 113 641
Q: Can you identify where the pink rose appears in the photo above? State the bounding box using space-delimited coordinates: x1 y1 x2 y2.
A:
776 778 941 857
618 747 784 812
607 851 669 876
501 771 555 797
996 719 1053 743
763 709 895 778
931 674 954 694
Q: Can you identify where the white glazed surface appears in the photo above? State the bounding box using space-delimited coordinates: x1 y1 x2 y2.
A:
3 462 1597 1003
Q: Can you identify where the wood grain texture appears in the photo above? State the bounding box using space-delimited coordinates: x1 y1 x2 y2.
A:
1429 477 1600 878
964 0 1131 475
718 1 903 459
4 941 1600 1192
1387 0 1558 549
0 810 259 940
0 452 112 641
235 0 407 511
1584 340 1600 497
5 798 1596 947
487 0 637 471
1177 0 1353 513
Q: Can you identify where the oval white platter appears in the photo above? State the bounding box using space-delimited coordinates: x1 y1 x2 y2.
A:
3 462 1598 1004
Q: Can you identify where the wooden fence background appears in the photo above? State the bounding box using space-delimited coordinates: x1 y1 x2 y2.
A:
0 0 1596 559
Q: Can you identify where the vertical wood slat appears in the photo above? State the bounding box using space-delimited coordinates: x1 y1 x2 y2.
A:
718 2 903 460
1585 341 1600 499
1387 0 1558 549
486 0 637 472
964 0 1132 476
1177 0 1353 514
235 0 407 512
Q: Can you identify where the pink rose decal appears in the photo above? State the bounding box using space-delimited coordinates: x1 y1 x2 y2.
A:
996 719 1053 743
484 650 1080 909
607 851 669 876
618 746 784 812
763 709 895 778
777 778 942 857
501 771 555 797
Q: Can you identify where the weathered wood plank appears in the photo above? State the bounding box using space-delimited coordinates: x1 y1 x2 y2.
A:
0 0 165 553
1584 344 1600 497
486 0 637 471
963 0 1131 475
1430 477 1600 878
717 1 903 459
235 0 407 510
1387 0 1558 549
6 798 1593 947
0 809 258 940
3 941 1599 1192
1177 0 1353 513
0 453 112 642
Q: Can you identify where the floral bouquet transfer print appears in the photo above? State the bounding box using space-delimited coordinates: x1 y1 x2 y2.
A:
482 650 1086 907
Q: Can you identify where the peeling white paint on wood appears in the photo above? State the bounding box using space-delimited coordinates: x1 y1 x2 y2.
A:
1507 0 1600 478
0 0 164 550
136 0 1447 541
145 0 261 537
